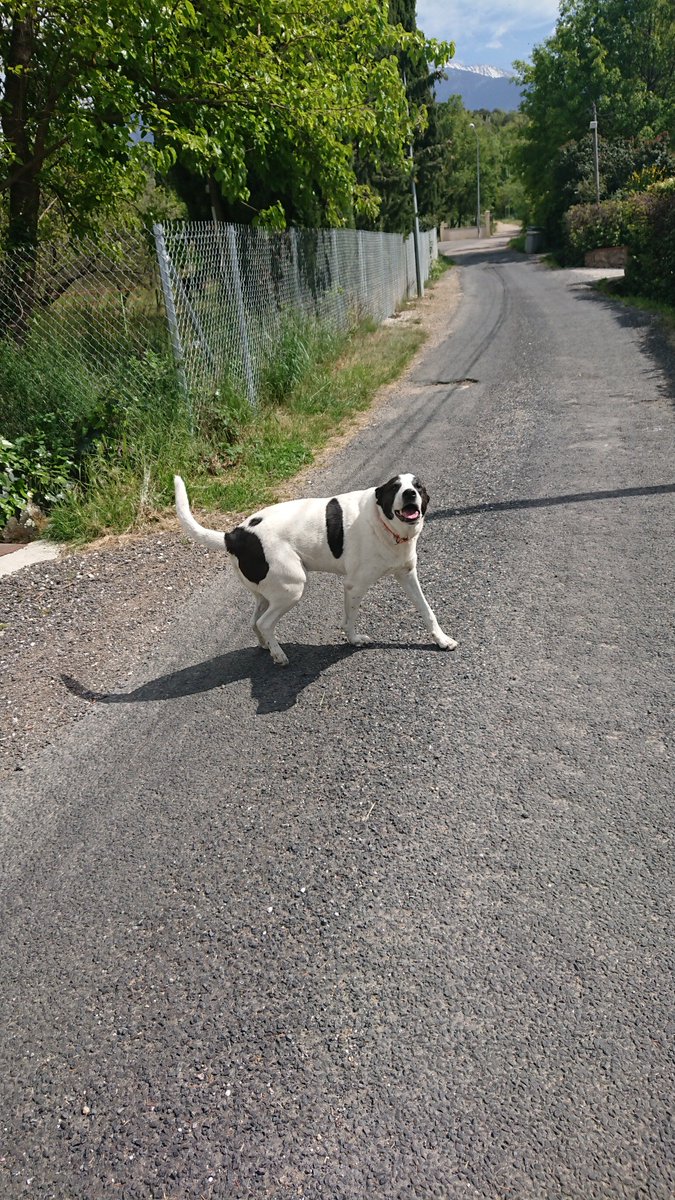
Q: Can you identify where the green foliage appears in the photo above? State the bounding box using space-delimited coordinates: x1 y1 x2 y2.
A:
547 132 675 238
350 0 454 234
0 333 101 450
260 315 343 404
0 289 189 535
0 320 181 463
516 0 675 237
38 290 432 542
0 435 75 525
623 182 675 302
0 0 452 249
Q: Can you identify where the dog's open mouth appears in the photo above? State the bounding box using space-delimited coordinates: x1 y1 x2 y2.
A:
395 504 421 524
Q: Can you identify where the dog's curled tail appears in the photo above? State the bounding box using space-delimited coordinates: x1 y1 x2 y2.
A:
174 475 226 552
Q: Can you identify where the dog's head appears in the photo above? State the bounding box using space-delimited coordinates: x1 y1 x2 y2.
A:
375 474 430 535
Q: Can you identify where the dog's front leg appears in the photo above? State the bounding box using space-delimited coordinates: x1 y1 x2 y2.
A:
342 581 371 646
394 567 457 650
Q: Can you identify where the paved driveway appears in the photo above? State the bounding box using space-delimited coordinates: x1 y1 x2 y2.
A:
1 242 673 1199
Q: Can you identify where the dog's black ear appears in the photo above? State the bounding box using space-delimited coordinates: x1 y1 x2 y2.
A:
415 479 430 515
375 476 400 519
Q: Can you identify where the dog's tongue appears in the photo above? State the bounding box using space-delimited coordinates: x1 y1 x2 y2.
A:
403 507 420 521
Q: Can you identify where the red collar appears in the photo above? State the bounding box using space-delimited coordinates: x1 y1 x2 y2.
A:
377 509 413 545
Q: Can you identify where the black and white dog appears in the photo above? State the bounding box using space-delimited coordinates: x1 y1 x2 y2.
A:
174 473 457 666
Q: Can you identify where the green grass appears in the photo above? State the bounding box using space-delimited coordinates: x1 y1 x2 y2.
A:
3 257 450 543
541 252 564 269
428 254 454 281
0 302 170 445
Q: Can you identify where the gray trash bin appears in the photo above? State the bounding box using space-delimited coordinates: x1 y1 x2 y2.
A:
525 226 545 254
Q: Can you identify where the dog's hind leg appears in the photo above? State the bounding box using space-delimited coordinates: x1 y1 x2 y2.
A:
251 595 269 647
255 576 306 666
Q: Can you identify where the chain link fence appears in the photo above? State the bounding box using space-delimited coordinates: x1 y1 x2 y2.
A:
155 222 438 408
0 232 168 439
0 223 437 436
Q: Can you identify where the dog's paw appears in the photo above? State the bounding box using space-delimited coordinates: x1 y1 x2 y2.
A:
434 631 458 651
266 640 289 665
347 633 372 647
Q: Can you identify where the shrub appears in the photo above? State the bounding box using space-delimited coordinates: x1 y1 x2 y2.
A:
562 199 632 264
623 180 675 303
0 435 75 526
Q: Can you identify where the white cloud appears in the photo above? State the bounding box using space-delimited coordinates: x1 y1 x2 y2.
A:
417 0 559 66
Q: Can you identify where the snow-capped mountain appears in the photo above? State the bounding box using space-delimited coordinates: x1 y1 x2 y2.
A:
449 63 510 80
435 62 524 112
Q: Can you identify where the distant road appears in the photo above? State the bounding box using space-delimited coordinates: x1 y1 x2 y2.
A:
2 239 673 1199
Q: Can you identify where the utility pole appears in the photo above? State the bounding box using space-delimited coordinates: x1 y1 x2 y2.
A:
590 103 600 204
469 122 481 237
403 69 423 298
409 141 423 298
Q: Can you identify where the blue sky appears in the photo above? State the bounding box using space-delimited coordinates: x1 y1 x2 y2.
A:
416 0 560 73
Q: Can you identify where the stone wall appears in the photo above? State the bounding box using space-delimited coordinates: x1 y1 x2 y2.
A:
583 246 628 269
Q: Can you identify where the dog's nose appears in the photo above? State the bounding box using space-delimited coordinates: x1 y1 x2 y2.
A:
402 489 418 503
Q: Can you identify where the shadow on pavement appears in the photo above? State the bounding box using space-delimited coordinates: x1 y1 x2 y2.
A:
441 245 527 268
62 640 445 715
428 482 675 523
571 284 675 409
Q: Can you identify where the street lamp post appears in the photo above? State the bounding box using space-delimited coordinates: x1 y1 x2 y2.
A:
469 122 481 238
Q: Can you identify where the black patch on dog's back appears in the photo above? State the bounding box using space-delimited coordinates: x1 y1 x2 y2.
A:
326 498 344 559
224 526 269 584
248 516 263 527
375 476 401 519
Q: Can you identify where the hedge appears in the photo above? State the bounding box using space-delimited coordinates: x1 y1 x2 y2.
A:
563 181 675 303
623 182 675 303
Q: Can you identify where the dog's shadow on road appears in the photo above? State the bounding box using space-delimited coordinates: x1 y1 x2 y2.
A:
63 640 434 716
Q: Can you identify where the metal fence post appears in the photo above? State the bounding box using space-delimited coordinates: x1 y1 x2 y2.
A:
330 229 341 291
357 231 366 318
330 229 343 327
289 228 302 311
152 223 190 412
226 225 256 408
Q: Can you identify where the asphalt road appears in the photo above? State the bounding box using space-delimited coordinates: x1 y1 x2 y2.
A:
2 242 674 1200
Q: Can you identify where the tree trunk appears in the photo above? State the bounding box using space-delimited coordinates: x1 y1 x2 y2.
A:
1 14 40 341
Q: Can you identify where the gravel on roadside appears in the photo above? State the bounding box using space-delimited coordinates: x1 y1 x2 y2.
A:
0 534 224 777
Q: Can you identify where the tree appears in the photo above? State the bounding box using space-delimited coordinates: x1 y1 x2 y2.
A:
352 0 454 234
515 0 675 236
433 103 527 227
0 0 451 251
552 131 675 212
